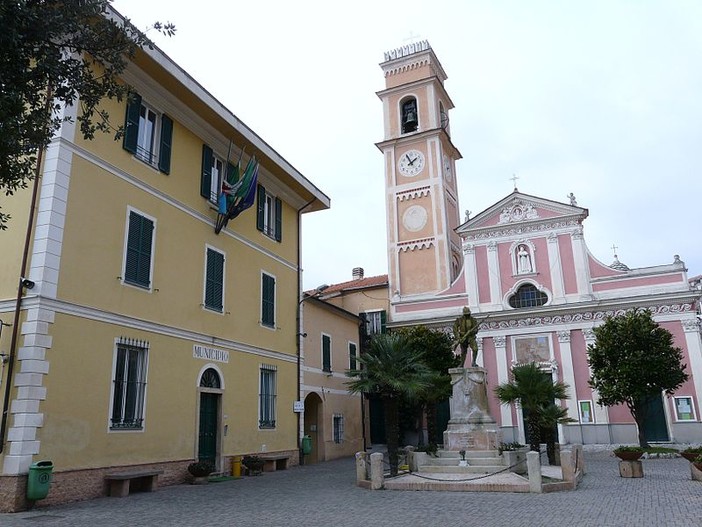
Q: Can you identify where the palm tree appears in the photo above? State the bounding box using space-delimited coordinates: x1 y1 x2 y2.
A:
346 332 435 476
538 403 576 465
494 362 571 453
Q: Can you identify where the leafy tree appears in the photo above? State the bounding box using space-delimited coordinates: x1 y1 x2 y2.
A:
397 325 459 446
588 309 689 448
494 362 571 453
0 0 175 229
346 332 435 476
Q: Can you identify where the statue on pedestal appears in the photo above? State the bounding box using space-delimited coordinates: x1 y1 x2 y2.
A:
453 307 479 367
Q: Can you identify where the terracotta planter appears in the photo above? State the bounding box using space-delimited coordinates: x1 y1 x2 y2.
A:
693 462 702 472
681 452 701 462
614 451 643 461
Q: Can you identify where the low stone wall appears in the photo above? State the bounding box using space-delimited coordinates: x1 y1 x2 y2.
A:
0 460 191 513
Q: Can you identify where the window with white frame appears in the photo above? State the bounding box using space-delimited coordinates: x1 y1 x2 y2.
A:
365 310 386 335
123 93 172 174
110 338 148 430
259 364 277 429
204 247 225 312
578 400 594 424
674 396 696 421
256 184 282 242
333 414 344 443
322 334 332 372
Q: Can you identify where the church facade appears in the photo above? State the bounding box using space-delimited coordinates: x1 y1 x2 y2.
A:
352 40 702 447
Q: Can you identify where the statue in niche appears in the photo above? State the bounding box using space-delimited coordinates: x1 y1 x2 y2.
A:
517 244 532 274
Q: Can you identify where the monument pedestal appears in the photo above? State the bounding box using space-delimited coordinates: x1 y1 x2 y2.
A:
443 367 501 451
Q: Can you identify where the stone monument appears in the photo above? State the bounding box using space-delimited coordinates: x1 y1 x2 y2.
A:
445 308 501 451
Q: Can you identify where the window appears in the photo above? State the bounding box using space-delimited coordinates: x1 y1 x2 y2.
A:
200 145 236 204
259 365 277 429
204 247 225 312
110 338 148 430
508 284 548 308
123 92 172 174
123 209 155 289
365 310 387 335
578 400 594 424
401 97 418 134
333 414 344 444
256 184 282 241
349 342 357 370
322 334 332 373
674 396 696 421
261 273 276 328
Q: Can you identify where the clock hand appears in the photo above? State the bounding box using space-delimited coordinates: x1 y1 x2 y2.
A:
405 154 412 164
408 156 417 166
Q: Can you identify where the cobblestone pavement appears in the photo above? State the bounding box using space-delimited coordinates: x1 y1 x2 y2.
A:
1 451 700 527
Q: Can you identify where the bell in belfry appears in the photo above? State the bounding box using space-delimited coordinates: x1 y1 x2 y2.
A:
404 108 417 127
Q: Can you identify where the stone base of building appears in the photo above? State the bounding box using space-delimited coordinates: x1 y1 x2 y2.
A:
443 423 502 451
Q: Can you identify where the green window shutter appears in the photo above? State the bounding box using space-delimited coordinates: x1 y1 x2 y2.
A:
274 197 282 242
256 184 266 232
322 335 331 372
349 343 357 370
261 273 275 327
123 92 142 154
380 310 387 334
205 248 224 311
125 211 154 288
201 144 213 199
158 114 173 174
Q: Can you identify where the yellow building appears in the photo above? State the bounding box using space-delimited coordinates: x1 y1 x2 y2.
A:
0 9 328 511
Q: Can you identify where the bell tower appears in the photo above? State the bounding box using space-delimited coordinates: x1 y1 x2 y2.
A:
376 41 463 308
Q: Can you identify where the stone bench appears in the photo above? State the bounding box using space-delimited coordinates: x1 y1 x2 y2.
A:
105 470 163 497
259 454 290 472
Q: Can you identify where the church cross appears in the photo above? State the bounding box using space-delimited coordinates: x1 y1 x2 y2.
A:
611 244 618 257
403 31 422 44
510 174 519 190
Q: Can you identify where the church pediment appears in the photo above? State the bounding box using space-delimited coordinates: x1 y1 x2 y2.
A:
457 191 588 236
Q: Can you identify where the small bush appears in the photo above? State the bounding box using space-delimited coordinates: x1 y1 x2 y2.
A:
613 445 644 453
415 443 438 456
187 461 215 477
498 442 525 454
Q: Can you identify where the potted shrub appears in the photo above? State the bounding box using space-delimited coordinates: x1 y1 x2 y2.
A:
613 445 644 461
187 460 215 484
242 455 265 475
680 446 702 462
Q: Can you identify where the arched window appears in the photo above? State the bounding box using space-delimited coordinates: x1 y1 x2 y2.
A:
509 283 548 309
401 98 418 134
200 368 221 389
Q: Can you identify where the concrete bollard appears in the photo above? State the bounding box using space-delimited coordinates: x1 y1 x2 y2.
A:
527 451 542 493
370 452 384 490
560 448 574 484
355 452 368 485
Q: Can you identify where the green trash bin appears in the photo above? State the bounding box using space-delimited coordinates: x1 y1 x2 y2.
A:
301 435 312 455
27 460 53 501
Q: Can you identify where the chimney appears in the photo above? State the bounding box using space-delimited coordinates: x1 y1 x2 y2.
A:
352 267 364 280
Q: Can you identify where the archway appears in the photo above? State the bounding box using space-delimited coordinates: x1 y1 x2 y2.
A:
303 392 323 464
197 367 222 468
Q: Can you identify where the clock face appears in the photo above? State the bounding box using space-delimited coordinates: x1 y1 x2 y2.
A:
443 154 452 181
398 149 425 177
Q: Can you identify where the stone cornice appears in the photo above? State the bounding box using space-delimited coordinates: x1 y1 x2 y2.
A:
397 186 431 202
463 219 581 242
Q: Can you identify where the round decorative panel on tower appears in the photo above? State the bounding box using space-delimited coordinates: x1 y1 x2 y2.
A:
398 149 425 177
403 205 428 232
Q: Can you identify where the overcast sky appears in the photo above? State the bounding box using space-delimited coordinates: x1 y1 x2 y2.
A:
113 0 702 290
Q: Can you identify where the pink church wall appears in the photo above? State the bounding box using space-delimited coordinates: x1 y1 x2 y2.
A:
498 242 516 293
589 254 623 278
533 238 553 292
661 321 698 397
592 273 685 292
558 234 578 295
476 245 491 304
482 338 503 425
570 330 595 401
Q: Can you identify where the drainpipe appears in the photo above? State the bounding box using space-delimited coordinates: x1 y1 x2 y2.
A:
296 198 315 465
0 140 46 453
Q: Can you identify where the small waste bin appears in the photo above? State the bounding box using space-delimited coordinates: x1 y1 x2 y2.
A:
27 460 53 501
231 456 242 478
301 435 312 455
